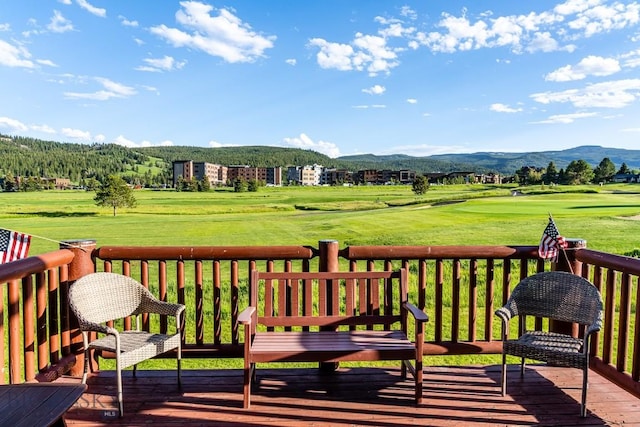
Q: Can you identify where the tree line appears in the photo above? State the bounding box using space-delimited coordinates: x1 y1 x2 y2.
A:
514 158 635 185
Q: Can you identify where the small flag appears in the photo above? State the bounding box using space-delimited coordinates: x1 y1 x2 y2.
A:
538 217 567 261
0 229 32 264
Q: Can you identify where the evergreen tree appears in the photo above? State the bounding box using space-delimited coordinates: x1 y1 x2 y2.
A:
565 160 594 185
542 162 558 184
617 162 631 175
593 158 616 183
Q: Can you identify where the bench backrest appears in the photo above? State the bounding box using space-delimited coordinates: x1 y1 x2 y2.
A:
249 269 408 332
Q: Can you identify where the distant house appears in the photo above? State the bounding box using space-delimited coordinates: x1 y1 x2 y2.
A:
612 173 639 183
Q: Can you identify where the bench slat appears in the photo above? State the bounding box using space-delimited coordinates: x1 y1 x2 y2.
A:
249 330 416 363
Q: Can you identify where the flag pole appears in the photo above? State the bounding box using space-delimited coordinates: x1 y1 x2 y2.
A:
548 214 573 274
3 229 88 252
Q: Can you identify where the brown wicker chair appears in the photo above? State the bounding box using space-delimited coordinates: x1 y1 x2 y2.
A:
495 271 603 417
69 272 185 417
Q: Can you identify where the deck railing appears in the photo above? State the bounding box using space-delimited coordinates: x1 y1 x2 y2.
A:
2 239 639 400
0 248 75 383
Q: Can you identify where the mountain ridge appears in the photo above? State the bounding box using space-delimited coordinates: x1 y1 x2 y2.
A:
2 134 639 179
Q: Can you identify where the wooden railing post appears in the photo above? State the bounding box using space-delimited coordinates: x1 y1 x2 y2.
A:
552 238 587 337
318 240 339 273
318 240 339 371
60 239 96 377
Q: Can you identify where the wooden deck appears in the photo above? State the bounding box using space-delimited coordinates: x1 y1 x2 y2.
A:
61 364 640 426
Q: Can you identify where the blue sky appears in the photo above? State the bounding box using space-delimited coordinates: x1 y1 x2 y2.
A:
1 1 639 158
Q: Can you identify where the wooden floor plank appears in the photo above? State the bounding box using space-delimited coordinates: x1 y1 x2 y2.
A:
61 364 639 426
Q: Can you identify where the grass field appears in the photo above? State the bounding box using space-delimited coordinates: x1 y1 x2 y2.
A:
2 183 640 256
3 183 640 371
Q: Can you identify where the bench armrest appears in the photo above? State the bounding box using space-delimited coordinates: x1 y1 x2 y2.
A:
404 302 428 323
239 307 256 325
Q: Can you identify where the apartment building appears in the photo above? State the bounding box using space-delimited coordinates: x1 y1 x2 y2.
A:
172 160 227 187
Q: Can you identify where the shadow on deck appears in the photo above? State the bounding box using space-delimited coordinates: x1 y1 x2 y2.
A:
61 364 639 426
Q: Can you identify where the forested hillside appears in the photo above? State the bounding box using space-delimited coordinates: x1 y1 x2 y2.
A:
0 136 169 185
1 134 639 188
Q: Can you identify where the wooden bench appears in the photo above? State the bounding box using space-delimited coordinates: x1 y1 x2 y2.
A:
238 268 428 408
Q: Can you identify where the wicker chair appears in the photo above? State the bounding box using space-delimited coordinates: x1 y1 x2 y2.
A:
495 271 603 417
69 272 185 417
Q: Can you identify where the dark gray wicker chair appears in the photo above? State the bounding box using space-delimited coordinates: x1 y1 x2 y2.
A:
69 272 185 417
495 271 603 417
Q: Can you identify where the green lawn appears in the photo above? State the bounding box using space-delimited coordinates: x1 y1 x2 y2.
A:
3 183 640 371
1 183 640 255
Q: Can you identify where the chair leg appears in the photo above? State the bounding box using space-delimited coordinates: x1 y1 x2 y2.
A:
415 357 423 405
501 352 507 396
81 348 89 385
581 365 589 417
520 357 526 377
133 364 137 378
116 357 124 417
177 357 182 387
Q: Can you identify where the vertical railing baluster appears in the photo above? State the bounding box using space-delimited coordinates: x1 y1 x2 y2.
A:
22 276 35 381
36 272 48 373
213 260 221 345
484 259 494 342
617 273 632 373
451 259 460 343
469 258 478 342
196 260 203 346
602 269 617 365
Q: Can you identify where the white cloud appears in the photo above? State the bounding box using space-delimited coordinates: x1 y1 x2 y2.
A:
112 136 173 147
61 127 91 141
282 133 341 158
119 16 138 27
545 55 621 81
531 111 598 124
285 58 296 66
490 103 523 113
621 127 640 132
113 135 136 147
0 117 28 131
64 77 137 100
76 0 106 18
407 98 418 104
620 49 640 68
94 133 105 143
308 39 354 71
31 124 56 134
47 10 74 33
309 18 406 76
208 140 239 147
36 59 57 67
0 40 35 68
150 2 275 63
564 1 640 38
531 79 640 108
0 23 10 31
136 55 186 72
362 84 386 95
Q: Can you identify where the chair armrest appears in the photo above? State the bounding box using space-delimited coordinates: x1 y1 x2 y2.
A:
403 302 428 323
137 297 185 317
494 306 514 324
80 321 118 336
238 307 256 325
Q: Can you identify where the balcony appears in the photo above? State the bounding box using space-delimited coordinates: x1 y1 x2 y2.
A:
2 240 640 426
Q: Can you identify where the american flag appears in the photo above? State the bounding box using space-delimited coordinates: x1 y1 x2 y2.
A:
0 229 32 264
538 217 566 261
